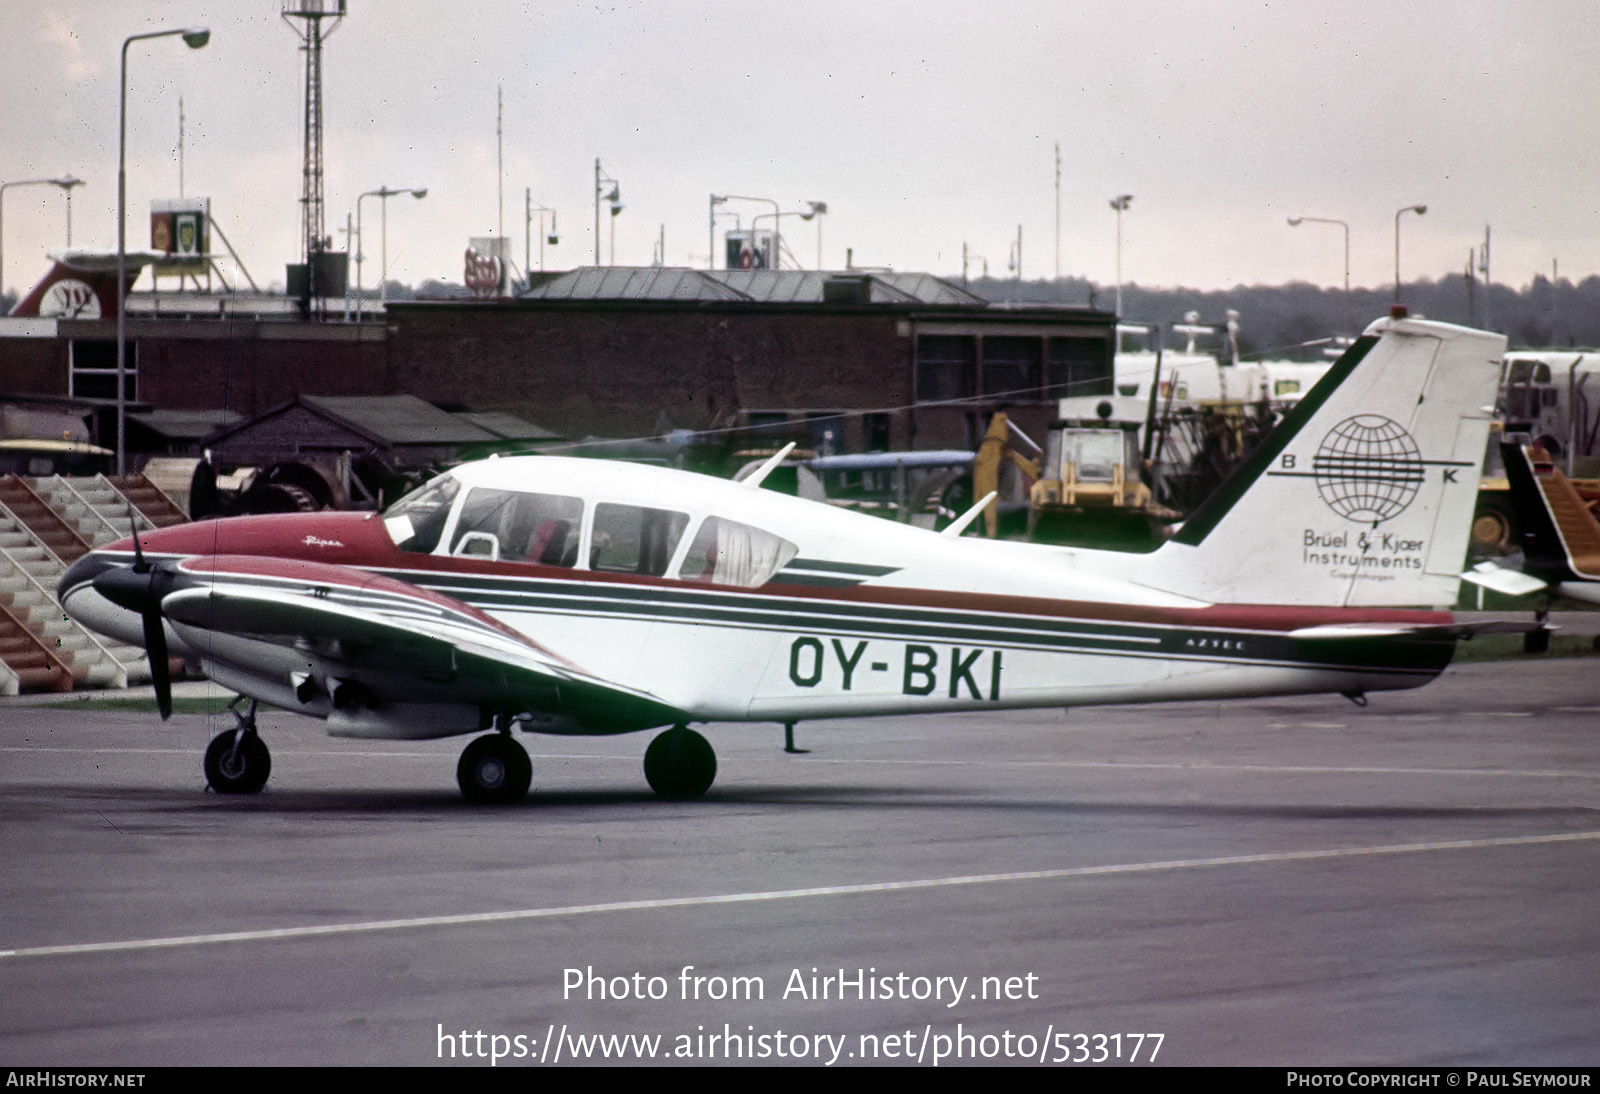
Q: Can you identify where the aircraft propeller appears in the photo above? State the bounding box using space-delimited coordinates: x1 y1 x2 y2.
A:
91 507 174 719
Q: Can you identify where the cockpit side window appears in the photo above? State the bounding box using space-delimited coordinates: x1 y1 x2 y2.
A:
382 475 461 554
450 488 583 566
590 503 689 576
677 516 799 588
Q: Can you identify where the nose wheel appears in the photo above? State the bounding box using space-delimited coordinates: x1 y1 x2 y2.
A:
643 725 717 799
204 698 271 794
457 733 532 803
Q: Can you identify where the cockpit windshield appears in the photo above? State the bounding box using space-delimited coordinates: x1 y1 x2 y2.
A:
382 474 460 553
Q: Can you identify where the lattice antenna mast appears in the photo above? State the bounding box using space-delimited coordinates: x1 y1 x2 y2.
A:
281 1 346 266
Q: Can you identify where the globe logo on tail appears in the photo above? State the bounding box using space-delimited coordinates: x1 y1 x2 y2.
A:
1313 415 1424 523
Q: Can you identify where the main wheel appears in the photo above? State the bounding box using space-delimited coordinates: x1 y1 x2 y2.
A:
204 730 271 794
456 734 532 804
643 727 717 799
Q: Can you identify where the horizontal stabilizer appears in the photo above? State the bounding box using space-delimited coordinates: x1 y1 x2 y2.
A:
1462 562 1550 598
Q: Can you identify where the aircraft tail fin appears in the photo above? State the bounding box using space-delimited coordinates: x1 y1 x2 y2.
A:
1145 315 1506 608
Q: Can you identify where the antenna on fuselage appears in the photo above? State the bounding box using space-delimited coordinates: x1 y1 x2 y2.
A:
941 491 998 538
739 441 797 490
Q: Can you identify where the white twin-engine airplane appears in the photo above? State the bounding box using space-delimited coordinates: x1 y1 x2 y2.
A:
61 315 1512 803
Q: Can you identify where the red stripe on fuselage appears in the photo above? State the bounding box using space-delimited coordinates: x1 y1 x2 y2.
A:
121 510 1453 636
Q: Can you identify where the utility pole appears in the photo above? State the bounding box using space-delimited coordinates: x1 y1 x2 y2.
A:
1054 141 1061 280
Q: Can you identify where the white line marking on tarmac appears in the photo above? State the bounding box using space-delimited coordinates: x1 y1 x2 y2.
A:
4 830 1598 960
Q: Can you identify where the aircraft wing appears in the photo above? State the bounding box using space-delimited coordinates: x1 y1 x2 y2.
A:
158 557 685 733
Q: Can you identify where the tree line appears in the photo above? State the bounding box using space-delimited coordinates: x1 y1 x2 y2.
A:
968 273 1598 359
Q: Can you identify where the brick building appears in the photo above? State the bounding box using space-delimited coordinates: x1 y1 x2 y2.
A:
1 266 1115 462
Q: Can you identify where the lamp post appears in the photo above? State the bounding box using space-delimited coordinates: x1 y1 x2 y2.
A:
1109 194 1133 317
805 200 828 268
594 160 621 265
524 190 557 282
1394 203 1426 306
118 25 209 479
356 185 426 309
0 175 83 304
752 206 822 270
1288 215 1351 336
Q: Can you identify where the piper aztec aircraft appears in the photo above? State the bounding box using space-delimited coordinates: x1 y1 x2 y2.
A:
60 315 1510 803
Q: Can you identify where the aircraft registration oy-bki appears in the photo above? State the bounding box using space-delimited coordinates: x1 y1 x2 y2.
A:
60 315 1516 803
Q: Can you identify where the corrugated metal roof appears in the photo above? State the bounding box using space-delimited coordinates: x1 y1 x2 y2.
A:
875 272 987 305
302 395 500 445
518 266 985 306
709 270 826 303
127 408 241 440
524 267 749 302
454 411 560 441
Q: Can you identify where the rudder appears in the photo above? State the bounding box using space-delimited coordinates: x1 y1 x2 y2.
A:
1145 316 1506 607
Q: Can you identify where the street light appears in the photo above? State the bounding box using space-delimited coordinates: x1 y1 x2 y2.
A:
1288 215 1351 336
524 189 557 282
118 25 210 478
806 200 828 268
1109 193 1133 317
0 175 83 304
1394 203 1427 306
594 160 621 265
356 185 426 309
752 205 824 270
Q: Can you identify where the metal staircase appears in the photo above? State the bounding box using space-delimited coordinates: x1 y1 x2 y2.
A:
0 473 189 694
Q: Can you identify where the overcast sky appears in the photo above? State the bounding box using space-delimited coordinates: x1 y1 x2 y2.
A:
5 1 1599 302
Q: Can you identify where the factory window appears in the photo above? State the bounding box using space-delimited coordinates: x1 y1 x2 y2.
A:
981 337 1042 398
916 335 976 403
1046 337 1113 399
864 412 892 452
69 339 136 402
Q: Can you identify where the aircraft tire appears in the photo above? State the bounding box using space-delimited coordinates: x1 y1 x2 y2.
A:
643 727 716 799
204 730 271 794
457 734 532 804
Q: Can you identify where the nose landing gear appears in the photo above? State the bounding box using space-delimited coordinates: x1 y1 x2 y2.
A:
204 698 272 794
456 732 533 804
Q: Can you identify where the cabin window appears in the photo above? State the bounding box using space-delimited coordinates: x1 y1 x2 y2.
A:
449 488 583 565
677 517 799 589
590 503 689 576
382 475 461 553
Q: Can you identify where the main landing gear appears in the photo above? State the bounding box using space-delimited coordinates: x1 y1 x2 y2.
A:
643 725 717 799
204 698 272 794
457 731 533 804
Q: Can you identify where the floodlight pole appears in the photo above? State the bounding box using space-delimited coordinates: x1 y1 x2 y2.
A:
118 26 210 478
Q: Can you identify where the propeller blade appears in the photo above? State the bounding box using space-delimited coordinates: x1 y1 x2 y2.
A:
143 606 172 720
